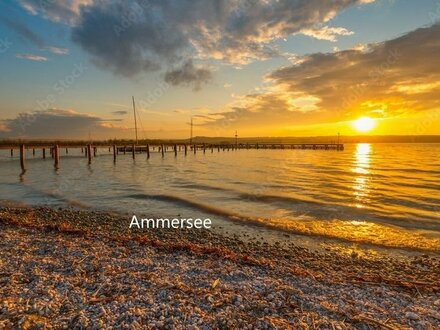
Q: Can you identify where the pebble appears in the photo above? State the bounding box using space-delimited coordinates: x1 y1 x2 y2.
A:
405 312 420 320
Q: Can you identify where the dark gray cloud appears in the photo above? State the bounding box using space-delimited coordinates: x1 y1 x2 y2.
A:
164 60 212 91
66 0 367 86
111 110 128 115
0 109 125 139
201 23 440 128
0 15 44 47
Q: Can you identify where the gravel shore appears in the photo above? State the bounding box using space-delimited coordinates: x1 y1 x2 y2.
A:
0 207 439 329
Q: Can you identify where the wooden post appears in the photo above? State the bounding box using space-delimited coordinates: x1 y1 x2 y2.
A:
174 144 177 157
66 148 68 155
193 145 196 154
87 144 92 164
81 147 84 154
42 148 46 159
32 148 35 156
124 146 126 155
184 144 188 156
20 144 25 172
84 147 88 158
218 146 220 152
203 143 206 154
94 147 97 157
132 144 136 159
161 144 165 158
10 148 13 157
54 145 59 168
113 144 117 163
146 144 150 159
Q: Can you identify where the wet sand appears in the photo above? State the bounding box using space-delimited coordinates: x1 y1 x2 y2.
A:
0 206 439 329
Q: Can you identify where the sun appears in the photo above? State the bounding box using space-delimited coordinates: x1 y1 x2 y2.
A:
353 117 376 133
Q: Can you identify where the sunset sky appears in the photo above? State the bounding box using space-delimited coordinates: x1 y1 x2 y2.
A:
0 0 439 139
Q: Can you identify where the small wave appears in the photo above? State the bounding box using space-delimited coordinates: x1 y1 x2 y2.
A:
126 193 440 253
17 183 92 210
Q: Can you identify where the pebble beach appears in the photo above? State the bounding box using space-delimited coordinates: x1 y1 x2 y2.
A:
0 206 439 329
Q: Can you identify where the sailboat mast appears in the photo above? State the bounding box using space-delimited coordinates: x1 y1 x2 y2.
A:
190 117 193 144
132 96 138 144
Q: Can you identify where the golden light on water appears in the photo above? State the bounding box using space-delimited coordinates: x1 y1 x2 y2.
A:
352 143 371 208
353 116 376 132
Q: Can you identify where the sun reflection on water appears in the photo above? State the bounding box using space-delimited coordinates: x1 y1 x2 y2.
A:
351 144 372 208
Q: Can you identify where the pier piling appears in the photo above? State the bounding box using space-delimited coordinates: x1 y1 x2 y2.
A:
87 145 92 164
54 145 59 168
19 144 25 172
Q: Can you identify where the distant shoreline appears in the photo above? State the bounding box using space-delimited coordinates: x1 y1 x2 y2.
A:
2 135 440 146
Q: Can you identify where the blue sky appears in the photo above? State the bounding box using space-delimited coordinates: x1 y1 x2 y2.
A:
1 0 439 139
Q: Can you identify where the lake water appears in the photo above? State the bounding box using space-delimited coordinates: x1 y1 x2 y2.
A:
1 143 439 254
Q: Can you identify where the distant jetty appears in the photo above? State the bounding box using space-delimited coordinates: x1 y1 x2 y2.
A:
1 142 344 172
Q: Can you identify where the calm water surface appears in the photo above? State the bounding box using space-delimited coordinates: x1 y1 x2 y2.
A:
1 143 439 253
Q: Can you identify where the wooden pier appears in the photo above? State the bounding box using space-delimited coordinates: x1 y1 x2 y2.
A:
2 142 344 172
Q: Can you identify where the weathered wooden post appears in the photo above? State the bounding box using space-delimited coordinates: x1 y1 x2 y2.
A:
94 147 97 157
146 144 150 159
174 144 177 157
42 148 46 159
32 148 35 156
193 145 196 154
87 144 92 164
161 144 165 157
113 145 117 163
54 145 59 168
218 145 220 152
132 144 136 159
184 144 188 156
124 146 126 155
203 143 206 154
81 147 84 153
66 148 68 155
10 148 13 157
20 144 25 172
